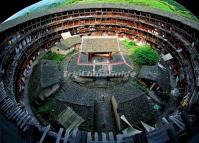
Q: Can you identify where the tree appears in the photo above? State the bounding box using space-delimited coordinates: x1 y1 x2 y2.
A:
133 45 160 65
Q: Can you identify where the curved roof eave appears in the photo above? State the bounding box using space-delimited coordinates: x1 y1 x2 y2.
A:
0 3 199 32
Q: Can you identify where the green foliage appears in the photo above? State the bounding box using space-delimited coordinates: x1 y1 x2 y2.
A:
19 0 198 22
122 39 160 65
37 90 64 113
37 98 56 113
133 45 160 65
43 52 65 63
60 0 198 21
122 39 137 49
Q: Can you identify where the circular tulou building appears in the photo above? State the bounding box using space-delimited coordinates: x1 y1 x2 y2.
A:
0 0 199 143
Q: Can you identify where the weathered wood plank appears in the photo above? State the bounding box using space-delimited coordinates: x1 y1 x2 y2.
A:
8 107 20 119
11 109 22 120
63 129 70 143
39 125 51 143
87 132 92 143
94 132 99 142
102 132 107 142
56 128 63 143
17 112 28 126
109 132 115 143
20 115 31 129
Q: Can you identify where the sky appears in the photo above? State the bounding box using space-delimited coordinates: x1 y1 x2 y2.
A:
4 0 65 22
